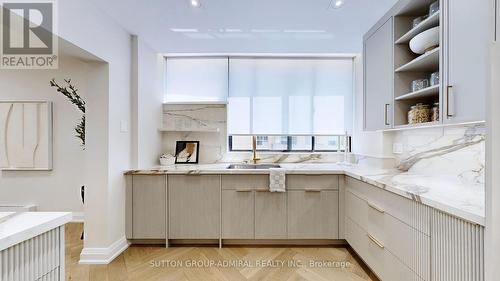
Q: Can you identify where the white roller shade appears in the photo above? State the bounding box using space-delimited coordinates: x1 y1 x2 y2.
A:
227 58 353 135
165 57 228 102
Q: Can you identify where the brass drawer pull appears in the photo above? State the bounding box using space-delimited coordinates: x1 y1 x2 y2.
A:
367 201 385 213
236 189 253 192
367 233 385 249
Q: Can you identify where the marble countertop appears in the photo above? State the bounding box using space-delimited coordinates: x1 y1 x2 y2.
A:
125 163 485 226
0 212 73 251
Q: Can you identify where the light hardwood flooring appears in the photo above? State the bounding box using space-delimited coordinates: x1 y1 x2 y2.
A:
65 223 376 281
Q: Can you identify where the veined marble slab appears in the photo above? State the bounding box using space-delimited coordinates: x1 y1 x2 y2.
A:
125 163 485 226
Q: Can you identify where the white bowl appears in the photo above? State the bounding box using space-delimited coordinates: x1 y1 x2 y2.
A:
409 26 439 54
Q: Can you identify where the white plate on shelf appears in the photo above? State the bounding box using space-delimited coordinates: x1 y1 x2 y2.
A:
409 26 440 54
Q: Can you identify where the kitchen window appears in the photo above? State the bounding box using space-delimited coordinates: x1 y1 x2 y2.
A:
227 57 353 152
229 135 351 153
163 56 354 153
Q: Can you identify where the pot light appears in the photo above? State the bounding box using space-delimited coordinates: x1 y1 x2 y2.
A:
190 0 201 7
330 0 345 9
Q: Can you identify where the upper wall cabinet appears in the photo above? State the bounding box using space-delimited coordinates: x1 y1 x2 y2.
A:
363 0 490 131
364 18 394 131
443 0 489 124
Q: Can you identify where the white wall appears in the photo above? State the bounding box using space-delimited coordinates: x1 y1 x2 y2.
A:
485 41 500 281
0 56 88 214
55 0 133 258
131 36 164 168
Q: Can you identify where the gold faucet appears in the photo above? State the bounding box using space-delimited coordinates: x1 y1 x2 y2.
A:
251 135 260 164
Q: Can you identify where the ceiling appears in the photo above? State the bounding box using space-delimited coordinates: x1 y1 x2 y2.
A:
89 0 398 54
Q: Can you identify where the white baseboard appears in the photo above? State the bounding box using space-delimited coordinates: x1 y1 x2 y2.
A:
71 212 84 222
79 236 129 264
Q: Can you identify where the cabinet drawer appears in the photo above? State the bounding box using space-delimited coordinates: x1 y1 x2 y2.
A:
221 175 268 190
346 218 424 281
287 190 338 239
346 190 430 280
222 190 254 239
287 175 339 190
346 177 430 235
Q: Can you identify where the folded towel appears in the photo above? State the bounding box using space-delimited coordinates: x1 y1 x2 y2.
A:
269 168 286 192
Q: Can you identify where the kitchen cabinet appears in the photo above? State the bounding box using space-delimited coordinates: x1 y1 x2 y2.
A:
345 176 484 281
288 190 339 239
168 175 220 239
364 17 394 130
125 175 166 239
255 191 287 239
443 0 489 124
222 189 254 239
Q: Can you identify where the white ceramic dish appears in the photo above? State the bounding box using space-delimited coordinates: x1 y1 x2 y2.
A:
409 26 440 54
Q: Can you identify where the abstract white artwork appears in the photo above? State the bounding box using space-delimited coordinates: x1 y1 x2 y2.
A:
0 101 53 170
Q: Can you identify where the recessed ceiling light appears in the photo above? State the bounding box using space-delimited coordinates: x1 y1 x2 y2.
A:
190 0 201 7
330 0 345 9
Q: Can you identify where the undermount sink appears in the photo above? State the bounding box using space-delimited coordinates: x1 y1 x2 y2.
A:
226 164 281 169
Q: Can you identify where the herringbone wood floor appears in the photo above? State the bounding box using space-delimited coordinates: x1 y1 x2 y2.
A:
65 223 375 281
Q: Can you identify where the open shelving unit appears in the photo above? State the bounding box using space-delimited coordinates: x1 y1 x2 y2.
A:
395 84 439 100
392 0 441 128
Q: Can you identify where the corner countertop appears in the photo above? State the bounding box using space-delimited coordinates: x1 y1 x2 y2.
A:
125 163 485 226
0 212 73 251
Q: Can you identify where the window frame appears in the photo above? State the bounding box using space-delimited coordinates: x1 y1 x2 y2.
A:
228 135 351 153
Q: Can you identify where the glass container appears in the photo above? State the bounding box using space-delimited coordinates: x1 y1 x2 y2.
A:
430 72 440 86
411 79 430 92
431 102 440 122
408 103 431 124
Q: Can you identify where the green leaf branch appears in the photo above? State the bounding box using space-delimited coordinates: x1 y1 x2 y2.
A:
50 78 86 148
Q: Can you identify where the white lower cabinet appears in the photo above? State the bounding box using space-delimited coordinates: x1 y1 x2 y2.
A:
345 176 485 281
168 175 220 239
255 191 287 239
287 190 339 239
222 189 254 239
346 189 430 280
346 218 424 281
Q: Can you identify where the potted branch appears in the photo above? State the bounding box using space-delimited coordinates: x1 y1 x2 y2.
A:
50 79 85 239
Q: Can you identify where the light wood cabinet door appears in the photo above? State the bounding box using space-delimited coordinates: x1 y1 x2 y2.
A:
168 175 220 239
255 191 287 239
222 190 254 239
131 175 166 239
364 17 394 131
444 0 489 124
287 190 339 239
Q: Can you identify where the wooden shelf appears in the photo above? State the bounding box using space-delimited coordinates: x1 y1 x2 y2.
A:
395 12 440 44
393 121 440 130
395 48 439 72
158 128 220 133
395 84 439 101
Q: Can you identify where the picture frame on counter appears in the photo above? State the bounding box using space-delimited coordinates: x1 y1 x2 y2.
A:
174 141 200 164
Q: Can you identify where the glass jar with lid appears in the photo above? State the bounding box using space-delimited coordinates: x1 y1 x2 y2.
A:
408 103 431 124
431 102 439 122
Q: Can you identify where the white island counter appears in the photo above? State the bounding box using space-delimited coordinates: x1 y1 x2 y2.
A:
0 212 72 281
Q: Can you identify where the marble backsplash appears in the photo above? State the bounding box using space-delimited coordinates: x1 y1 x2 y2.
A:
160 103 485 178
160 103 391 166
391 124 485 184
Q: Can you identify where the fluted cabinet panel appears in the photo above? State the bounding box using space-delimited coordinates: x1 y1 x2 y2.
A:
0 227 63 281
431 210 484 281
